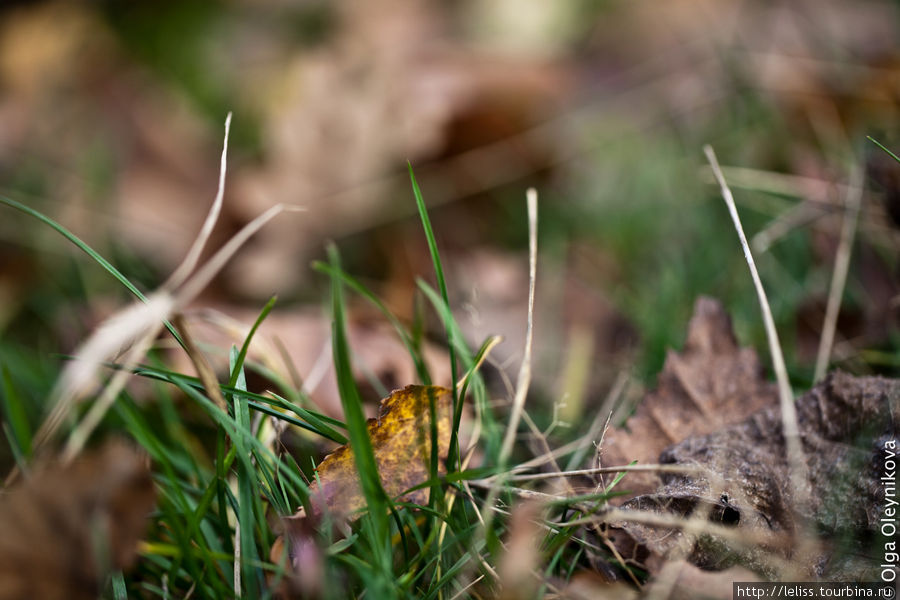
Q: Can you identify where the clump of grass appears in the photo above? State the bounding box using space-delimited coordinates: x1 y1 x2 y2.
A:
0 114 640 599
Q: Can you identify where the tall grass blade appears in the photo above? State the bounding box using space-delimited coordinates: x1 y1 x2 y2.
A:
408 165 460 461
326 243 396 595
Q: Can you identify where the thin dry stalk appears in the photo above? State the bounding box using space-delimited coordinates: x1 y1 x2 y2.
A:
752 200 822 253
234 525 241 597
478 189 538 531
164 112 232 290
32 293 174 454
454 190 537 597
498 188 539 464
494 463 702 483
520 409 575 493
171 314 227 411
703 145 812 571
813 165 864 382
61 318 167 462
572 509 790 568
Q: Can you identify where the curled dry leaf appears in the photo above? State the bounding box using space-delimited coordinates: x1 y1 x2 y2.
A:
308 384 452 517
0 441 155 600
601 296 779 497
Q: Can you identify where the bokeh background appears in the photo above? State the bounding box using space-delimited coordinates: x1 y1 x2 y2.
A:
0 0 898 443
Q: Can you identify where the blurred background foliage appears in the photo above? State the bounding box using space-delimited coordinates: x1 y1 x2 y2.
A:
0 0 898 453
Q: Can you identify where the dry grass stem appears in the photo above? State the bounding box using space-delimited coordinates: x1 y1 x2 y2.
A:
32 293 175 455
813 164 864 382
496 463 702 482
573 509 790 571
171 314 227 411
164 112 232 290
498 188 539 465
703 146 808 506
752 201 822 253
60 320 166 462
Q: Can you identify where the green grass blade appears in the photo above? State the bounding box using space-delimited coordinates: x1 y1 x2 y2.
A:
228 295 277 388
229 346 263 598
127 365 348 443
408 165 459 425
111 570 128 600
0 364 32 456
327 243 395 594
0 195 183 345
868 136 900 163
417 279 500 462
1 422 27 473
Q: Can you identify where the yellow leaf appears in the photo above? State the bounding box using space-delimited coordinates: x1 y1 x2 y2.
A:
309 385 452 517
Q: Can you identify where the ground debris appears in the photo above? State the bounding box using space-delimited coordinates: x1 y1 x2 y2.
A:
0 441 155 600
607 362 898 578
600 296 779 497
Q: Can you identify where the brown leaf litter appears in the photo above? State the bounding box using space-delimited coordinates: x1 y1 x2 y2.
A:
608 370 898 578
600 296 779 497
596 297 900 581
0 441 155 600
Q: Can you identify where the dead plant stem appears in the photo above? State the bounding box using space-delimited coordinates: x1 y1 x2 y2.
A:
813 165 864 382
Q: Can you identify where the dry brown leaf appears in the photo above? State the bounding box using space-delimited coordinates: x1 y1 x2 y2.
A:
601 296 778 497
609 371 899 579
0 441 155 600
307 384 452 517
594 297 900 580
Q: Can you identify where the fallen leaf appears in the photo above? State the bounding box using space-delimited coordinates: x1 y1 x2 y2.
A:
308 384 452 517
593 298 900 581
601 296 779 497
0 441 155 600
608 371 899 578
